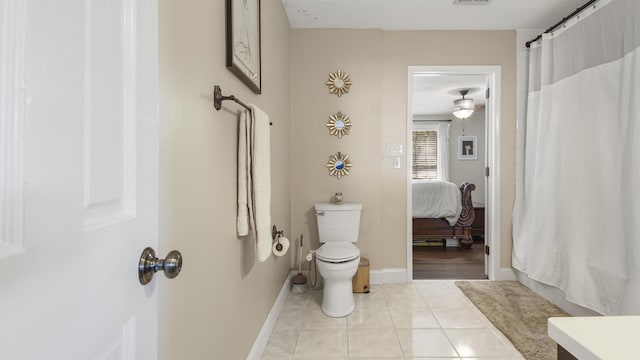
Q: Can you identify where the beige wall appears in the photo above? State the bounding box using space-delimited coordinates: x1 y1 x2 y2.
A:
156 13 516 356
291 30 385 268
158 1 291 359
291 29 516 271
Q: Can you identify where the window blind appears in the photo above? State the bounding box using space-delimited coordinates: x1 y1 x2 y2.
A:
412 130 438 179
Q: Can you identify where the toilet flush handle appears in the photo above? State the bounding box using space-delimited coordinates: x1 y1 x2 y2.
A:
316 211 325 216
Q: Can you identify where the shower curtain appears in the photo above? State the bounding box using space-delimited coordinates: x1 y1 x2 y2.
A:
512 0 640 315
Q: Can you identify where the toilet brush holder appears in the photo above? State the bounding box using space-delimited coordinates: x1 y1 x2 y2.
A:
291 273 307 293
291 234 308 293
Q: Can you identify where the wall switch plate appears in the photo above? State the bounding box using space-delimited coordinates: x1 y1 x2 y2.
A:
393 157 401 169
386 144 403 156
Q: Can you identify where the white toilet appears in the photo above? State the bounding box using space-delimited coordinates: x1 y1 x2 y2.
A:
314 202 362 317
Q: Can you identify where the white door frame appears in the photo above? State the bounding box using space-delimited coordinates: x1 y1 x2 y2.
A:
406 65 501 281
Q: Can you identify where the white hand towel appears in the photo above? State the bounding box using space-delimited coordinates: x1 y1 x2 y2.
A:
249 104 271 262
237 110 250 236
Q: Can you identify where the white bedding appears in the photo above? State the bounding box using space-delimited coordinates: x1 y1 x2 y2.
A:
412 180 461 226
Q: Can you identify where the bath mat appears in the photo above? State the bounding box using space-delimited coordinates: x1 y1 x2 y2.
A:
455 281 569 360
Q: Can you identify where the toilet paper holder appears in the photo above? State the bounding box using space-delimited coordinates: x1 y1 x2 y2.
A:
272 225 284 241
272 225 285 251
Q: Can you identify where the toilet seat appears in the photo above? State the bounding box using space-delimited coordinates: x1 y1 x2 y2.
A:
316 243 360 263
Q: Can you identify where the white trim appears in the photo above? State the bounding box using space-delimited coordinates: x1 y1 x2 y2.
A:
247 271 295 360
370 268 408 285
407 66 501 282
445 238 460 247
0 0 26 259
485 67 501 281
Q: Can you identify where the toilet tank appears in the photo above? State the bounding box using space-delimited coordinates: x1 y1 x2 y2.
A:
315 203 362 243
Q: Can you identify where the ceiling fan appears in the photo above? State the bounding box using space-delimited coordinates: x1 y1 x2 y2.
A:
452 89 484 119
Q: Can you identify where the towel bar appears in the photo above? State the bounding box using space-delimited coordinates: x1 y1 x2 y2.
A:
213 85 273 126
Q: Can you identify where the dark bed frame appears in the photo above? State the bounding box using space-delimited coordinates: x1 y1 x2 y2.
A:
412 182 476 248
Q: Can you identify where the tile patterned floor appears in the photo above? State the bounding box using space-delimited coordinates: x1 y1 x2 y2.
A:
261 280 524 359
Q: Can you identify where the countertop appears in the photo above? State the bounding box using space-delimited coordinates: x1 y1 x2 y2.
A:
548 316 640 359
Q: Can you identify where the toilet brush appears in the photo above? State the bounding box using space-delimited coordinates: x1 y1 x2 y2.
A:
291 234 308 293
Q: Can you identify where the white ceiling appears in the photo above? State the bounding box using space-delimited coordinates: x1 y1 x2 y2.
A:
282 0 584 31
283 0 584 115
412 74 487 116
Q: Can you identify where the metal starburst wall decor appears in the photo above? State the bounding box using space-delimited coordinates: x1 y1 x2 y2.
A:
326 69 352 97
326 112 352 138
326 152 352 179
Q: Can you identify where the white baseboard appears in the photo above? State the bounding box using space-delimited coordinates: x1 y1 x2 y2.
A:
514 269 599 316
446 238 460 247
371 267 511 283
370 268 408 285
247 271 295 360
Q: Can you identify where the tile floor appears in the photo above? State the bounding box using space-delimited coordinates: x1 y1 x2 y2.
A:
261 280 524 359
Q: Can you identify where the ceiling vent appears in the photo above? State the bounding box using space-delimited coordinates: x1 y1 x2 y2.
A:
453 0 492 5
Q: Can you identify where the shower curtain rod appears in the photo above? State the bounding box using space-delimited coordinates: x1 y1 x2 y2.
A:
525 0 599 48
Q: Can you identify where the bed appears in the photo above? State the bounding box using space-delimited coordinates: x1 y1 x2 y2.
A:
412 180 476 248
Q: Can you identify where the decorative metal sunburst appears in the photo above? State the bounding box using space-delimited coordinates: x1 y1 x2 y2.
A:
326 112 352 138
326 69 352 97
326 152 352 179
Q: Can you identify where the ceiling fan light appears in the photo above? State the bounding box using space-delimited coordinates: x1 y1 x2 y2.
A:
452 107 474 119
452 90 475 119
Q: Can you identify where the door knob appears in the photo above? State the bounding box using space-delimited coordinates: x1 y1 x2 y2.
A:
138 247 183 285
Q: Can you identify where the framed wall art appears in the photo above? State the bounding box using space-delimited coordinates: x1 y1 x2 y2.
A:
458 136 477 160
226 0 261 94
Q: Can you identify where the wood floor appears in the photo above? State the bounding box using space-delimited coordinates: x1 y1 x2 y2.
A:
413 241 487 280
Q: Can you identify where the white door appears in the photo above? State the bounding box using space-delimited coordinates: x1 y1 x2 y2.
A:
0 1 160 359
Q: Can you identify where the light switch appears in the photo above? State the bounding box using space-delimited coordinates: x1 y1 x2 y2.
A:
393 157 401 169
385 144 403 156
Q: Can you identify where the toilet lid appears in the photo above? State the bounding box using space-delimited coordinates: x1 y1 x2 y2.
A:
316 243 360 262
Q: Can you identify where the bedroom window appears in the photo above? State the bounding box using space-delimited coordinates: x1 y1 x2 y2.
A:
412 129 440 180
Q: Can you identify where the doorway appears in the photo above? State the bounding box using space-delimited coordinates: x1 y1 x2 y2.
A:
406 66 501 281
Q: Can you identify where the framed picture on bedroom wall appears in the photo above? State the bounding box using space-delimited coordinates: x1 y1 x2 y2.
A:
458 136 477 160
225 0 262 94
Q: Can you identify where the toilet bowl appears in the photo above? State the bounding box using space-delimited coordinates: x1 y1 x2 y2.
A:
316 243 360 317
314 203 362 317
